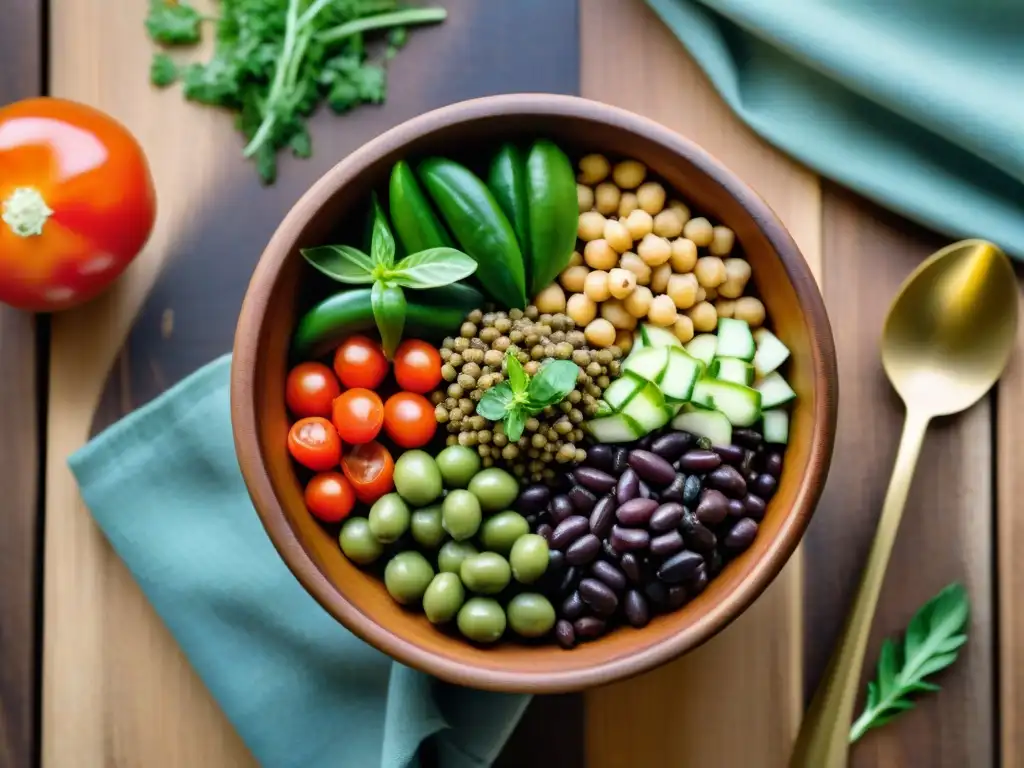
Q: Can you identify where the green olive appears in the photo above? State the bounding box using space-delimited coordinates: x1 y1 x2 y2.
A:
442 489 482 541
384 551 434 606
438 540 478 574
509 533 549 584
410 505 445 550
507 593 556 638
456 597 507 644
467 468 519 513
460 552 511 595
422 572 465 624
393 450 443 507
435 445 482 488
338 518 384 565
479 511 530 555
368 493 411 543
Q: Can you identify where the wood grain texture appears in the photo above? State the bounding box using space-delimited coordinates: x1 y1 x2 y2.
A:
0 1 42 766
580 2 818 765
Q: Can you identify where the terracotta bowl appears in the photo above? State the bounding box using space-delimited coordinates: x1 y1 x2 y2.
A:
231 93 838 693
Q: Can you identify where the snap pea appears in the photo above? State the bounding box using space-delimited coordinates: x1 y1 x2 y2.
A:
525 140 578 296
487 144 531 280
389 160 454 253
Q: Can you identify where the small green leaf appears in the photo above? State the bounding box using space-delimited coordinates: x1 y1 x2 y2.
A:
389 248 478 289
370 193 396 268
506 351 527 394
876 639 900 699
145 0 203 45
505 408 525 442
150 53 179 87
525 360 579 410
912 651 961 679
301 245 376 284
371 282 406 359
478 384 514 421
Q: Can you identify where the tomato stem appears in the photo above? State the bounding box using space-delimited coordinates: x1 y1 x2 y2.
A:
2 187 53 237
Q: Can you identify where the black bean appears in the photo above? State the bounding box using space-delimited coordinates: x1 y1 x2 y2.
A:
752 474 777 499
612 447 629 474
743 494 766 520
566 534 601 565
610 525 650 552
657 550 704 583
628 450 676 486
650 530 685 558
650 502 685 532
707 550 724 577
638 480 653 499
559 565 580 595
550 515 589 550
585 444 615 473
620 553 644 585
636 433 655 451
746 470 760 486
685 565 709 597
589 495 616 538
624 589 650 628
537 523 553 542
549 495 574 524
573 467 617 494
696 489 729 526
764 450 784 478
713 444 745 466
740 449 757 476
679 508 716 553
679 449 722 473
708 465 748 498
683 474 703 506
615 469 640 504
573 616 607 640
516 484 551 515
590 560 627 593
651 432 693 463
667 585 689 610
660 474 686 503
547 549 566 573
616 498 658 527
644 580 668 606
601 538 621 562
727 499 746 518
725 518 759 551
732 428 762 449
561 591 586 621
555 619 576 649
569 486 598 514
579 578 619 616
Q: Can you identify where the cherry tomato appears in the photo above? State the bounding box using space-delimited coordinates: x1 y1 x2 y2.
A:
0 97 156 311
383 392 438 449
287 417 342 471
286 362 341 418
304 471 356 523
393 339 442 393
333 335 389 389
341 440 395 504
332 388 384 444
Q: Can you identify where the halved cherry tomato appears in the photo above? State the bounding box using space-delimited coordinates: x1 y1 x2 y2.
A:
393 339 442 394
331 388 384 444
304 471 356 523
341 440 395 504
383 391 437 449
333 335 389 390
287 417 342 471
286 362 340 418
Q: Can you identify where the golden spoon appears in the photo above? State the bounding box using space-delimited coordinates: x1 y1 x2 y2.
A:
790 239 1019 768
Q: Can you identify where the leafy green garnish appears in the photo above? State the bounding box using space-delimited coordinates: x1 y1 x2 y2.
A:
146 0 205 45
477 351 580 441
371 281 406 359
150 53 180 87
850 582 970 743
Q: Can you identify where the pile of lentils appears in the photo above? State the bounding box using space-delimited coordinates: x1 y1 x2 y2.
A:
431 305 623 483
512 425 784 648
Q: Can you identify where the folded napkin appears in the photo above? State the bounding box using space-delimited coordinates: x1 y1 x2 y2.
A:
648 0 1024 258
69 355 529 768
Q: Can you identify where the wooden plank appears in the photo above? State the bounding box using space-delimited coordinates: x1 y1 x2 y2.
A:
580 2 818 765
0 1 43 765
809 185 994 766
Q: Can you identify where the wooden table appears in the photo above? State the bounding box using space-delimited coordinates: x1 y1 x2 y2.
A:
2 0 1021 766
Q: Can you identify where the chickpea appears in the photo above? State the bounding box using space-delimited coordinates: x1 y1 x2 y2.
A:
601 299 638 330
594 182 621 215
637 233 671 267
612 159 646 189
694 256 727 288
578 211 606 241
636 181 666 215
607 267 637 299
683 216 714 247
733 296 766 328
718 257 752 299
614 329 634 353
583 269 611 302
667 272 699 310
559 264 590 293
718 277 745 299
619 252 651 285
715 298 737 318
650 262 672 294
687 301 718 332
577 184 594 213
566 293 597 326
670 237 698 273
673 314 695 343
584 238 618 270
647 294 678 327
567 250 584 268
534 282 566 314
604 219 633 254
584 318 617 348
623 285 653 318
578 154 610 185
710 225 735 256
618 192 639 218
653 209 683 239
696 287 707 303
624 209 653 241
668 199 691 224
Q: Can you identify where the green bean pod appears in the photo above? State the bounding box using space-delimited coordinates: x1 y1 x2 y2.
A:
525 140 578 296
487 143 531 282
389 160 454 253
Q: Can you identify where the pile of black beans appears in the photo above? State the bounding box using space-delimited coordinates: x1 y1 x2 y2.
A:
514 427 784 648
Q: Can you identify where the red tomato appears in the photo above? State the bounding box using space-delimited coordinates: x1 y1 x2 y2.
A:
383 392 438 448
333 335 388 389
341 441 395 504
0 97 156 311
304 471 356 523
393 339 442 393
332 388 384 444
287 417 342 471
286 362 340 418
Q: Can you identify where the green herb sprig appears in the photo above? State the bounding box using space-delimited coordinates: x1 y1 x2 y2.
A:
850 582 970 743
477 351 581 441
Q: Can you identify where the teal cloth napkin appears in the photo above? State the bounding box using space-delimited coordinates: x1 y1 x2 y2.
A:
647 0 1024 258
68 354 529 768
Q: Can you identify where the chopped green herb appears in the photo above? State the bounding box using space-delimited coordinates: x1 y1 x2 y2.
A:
145 0 204 45
150 53 180 87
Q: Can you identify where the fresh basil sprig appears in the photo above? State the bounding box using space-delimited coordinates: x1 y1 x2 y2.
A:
477 350 580 441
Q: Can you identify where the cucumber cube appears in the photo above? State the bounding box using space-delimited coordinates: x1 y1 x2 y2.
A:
672 406 733 447
716 317 756 361
622 346 669 383
755 371 796 409
685 334 718 366
660 347 703 401
691 379 762 427
752 327 791 378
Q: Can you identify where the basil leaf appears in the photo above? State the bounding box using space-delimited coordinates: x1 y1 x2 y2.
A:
389 248 478 289
477 383 514 421
506 350 527 394
301 245 376 283
370 192 396 268
526 360 580 409
504 407 525 442
371 281 406 358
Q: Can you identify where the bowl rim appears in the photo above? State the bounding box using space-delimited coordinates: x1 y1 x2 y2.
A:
231 93 838 693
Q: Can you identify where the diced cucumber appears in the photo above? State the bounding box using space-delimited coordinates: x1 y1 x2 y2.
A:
595 399 614 418
632 329 648 352
586 413 645 443
621 381 671 433
672 406 733 447
660 347 703 401
755 371 796 409
640 323 683 349
685 333 718 366
622 346 669 383
716 317 756 361
692 379 762 427
753 327 790 378
709 356 754 386
762 409 789 445
602 371 646 411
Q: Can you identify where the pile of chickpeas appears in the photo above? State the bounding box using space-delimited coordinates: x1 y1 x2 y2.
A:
532 154 766 351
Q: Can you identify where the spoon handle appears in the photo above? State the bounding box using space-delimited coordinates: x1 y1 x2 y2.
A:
790 408 931 768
